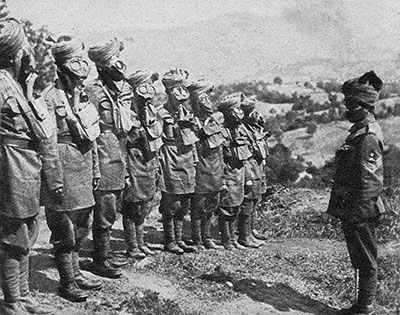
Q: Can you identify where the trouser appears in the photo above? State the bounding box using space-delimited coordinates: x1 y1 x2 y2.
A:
217 206 240 246
342 220 378 306
190 192 220 244
159 192 191 245
121 199 153 249
239 198 257 242
92 190 123 262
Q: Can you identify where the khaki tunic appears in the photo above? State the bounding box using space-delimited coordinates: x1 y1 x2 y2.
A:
40 80 99 211
87 79 133 191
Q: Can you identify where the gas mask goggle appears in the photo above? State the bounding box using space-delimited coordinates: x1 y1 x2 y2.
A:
246 110 264 126
17 43 36 86
170 85 190 102
197 93 212 112
62 57 90 81
228 107 244 123
136 82 156 100
100 55 126 81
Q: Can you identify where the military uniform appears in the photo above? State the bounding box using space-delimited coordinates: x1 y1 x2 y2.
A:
217 93 253 250
188 79 225 250
159 68 198 254
0 17 54 315
327 71 384 315
121 70 163 258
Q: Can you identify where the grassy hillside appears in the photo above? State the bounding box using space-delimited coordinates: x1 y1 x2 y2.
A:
269 116 400 168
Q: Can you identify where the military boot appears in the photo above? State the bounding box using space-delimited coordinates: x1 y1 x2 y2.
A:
71 251 103 291
54 249 88 302
163 216 183 255
237 215 260 248
122 216 146 259
19 252 55 314
218 216 234 250
191 218 205 250
202 213 222 250
175 219 197 253
1 248 29 315
91 229 122 278
229 217 245 249
136 224 155 256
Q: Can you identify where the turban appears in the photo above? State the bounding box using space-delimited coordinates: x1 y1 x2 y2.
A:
127 69 159 88
342 71 383 108
88 38 124 64
0 18 26 59
51 36 84 65
241 96 259 114
217 92 245 113
188 79 214 96
162 68 189 90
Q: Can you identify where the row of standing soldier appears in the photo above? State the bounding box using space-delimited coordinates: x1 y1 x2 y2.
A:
0 16 385 315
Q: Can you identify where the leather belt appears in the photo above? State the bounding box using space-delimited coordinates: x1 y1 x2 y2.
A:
0 137 39 151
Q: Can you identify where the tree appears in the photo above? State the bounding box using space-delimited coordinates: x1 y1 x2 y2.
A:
306 122 317 137
273 76 283 86
22 20 56 93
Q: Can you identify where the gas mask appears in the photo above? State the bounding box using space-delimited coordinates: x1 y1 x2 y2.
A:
226 107 244 125
197 93 213 115
245 110 264 126
99 55 126 82
344 98 369 123
171 85 189 102
16 43 36 88
62 57 90 81
136 82 156 100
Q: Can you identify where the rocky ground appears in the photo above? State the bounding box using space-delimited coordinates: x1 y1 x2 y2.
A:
6 188 399 315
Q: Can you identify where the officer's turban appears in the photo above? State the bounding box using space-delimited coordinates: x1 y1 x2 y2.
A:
162 68 189 90
342 71 383 109
188 79 214 96
217 92 245 113
0 18 26 59
241 96 259 114
88 38 124 64
51 36 84 65
127 69 159 88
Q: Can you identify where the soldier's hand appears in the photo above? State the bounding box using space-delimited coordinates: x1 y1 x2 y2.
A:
51 187 64 205
93 178 100 190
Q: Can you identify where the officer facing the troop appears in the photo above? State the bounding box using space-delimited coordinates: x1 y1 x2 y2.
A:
0 17 55 315
121 70 163 258
86 38 135 278
217 93 253 250
158 68 198 254
188 79 225 250
41 36 103 303
327 71 385 315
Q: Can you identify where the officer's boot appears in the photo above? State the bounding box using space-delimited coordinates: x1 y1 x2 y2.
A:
218 215 234 250
191 218 205 250
238 215 260 248
72 251 103 291
19 251 55 314
54 248 88 302
338 269 377 315
229 216 245 249
202 213 222 250
175 219 197 253
136 224 155 256
0 247 29 315
122 216 146 259
91 229 122 278
162 216 183 255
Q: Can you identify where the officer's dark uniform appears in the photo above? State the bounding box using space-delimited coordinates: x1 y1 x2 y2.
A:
121 70 163 258
217 93 252 250
327 71 385 315
188 79 225 250
86 38 135 278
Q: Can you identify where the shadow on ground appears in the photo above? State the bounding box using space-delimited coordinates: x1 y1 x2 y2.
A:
29 248 58 293
200 270 337 315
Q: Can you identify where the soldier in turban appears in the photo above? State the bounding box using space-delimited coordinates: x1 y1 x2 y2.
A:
121 70 163 258
40 36 103 303
327 71 384 315
238 97 270 248
217 93 253 250
158 68 198 254
0 17 55 315
188 79 225 250
85 38 134 278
